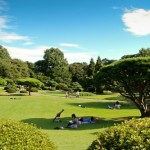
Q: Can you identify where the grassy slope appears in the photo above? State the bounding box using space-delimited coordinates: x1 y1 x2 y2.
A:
0 93 140 150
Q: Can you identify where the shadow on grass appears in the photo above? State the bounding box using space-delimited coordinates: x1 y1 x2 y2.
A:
21 116 138 131
67 100 137 110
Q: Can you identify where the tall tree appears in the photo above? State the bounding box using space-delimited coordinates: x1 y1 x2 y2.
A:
87 58 95 77
95 56 103 72
138 48 150 57
26 61 36 78
69 62 88 82
43 48 71 85
95 57 150 117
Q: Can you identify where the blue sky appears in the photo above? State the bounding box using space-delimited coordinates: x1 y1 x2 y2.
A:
0 0 150 64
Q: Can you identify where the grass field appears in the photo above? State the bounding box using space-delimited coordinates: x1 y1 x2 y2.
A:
0 91 140 150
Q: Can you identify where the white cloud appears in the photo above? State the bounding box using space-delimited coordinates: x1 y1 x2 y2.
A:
0 16 9 29
0 31 29 42
122 9 150 36
23 41 33 45
4 45 51 62
65 52 93 64
0 13 31 43
59 43 79 48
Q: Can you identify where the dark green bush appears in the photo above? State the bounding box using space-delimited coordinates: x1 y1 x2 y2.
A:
88 118 150 150
20 90 27 93
0 119 57 150
6 87 17 93
56 83 68 90
30 87 38 92
80 92 95 96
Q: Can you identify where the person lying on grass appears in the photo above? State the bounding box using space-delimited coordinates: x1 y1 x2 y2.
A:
79 116 100 124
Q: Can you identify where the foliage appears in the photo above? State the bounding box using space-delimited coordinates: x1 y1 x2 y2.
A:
30 87 38 92
6 87 17 93
17 78 43 95
5 85 17 93
102 58 116 65
0 45 11 59
56 83 68 90
121 48 150 59
87 58 95 77
69 62 88 82
95 57 150 117
0 78 7 86
40 48 71 85
0 59 30 79
95 56 103 73
26 61 36 77
20 90 28 93
0 119 57 150
88 118 150 150
79 92 95 96
70 82 83 91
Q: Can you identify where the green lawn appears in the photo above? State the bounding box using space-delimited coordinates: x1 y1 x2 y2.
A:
0 93 140 150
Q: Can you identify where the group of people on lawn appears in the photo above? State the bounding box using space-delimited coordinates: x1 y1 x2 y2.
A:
53 100 121 129
53 109 100 129
65 114 100 128
65 91 80 98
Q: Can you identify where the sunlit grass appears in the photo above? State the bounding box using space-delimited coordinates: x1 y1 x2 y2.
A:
0 92 140 150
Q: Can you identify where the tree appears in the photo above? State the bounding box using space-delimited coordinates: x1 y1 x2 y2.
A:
26 61 36 78
102 58 116 65
70 82 83 92
95 56 103 72
69 62 88 82
0 78 7 86
17 78 44 96
41 48 71 85
87 58 95 77
0 45 11 59
95 57 150 117
0 59 30 79
121 48 150 59
138 48 150 57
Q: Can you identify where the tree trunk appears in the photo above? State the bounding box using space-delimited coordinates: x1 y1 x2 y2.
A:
28 85 32 96
140 109 150 117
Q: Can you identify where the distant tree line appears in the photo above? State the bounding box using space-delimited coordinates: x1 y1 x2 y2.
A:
0 45 150 93
0 45 115 92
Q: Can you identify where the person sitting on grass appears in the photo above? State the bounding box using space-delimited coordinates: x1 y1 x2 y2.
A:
52 109 64 122
65 114 81 128
108 101 121 109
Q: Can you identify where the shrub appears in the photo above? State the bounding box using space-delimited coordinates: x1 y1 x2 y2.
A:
56 83 68 90
6 87 17 93
0 119 57 150
88 118 150 150
20 90 27 93
80 92 95 96
30 87 38 92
